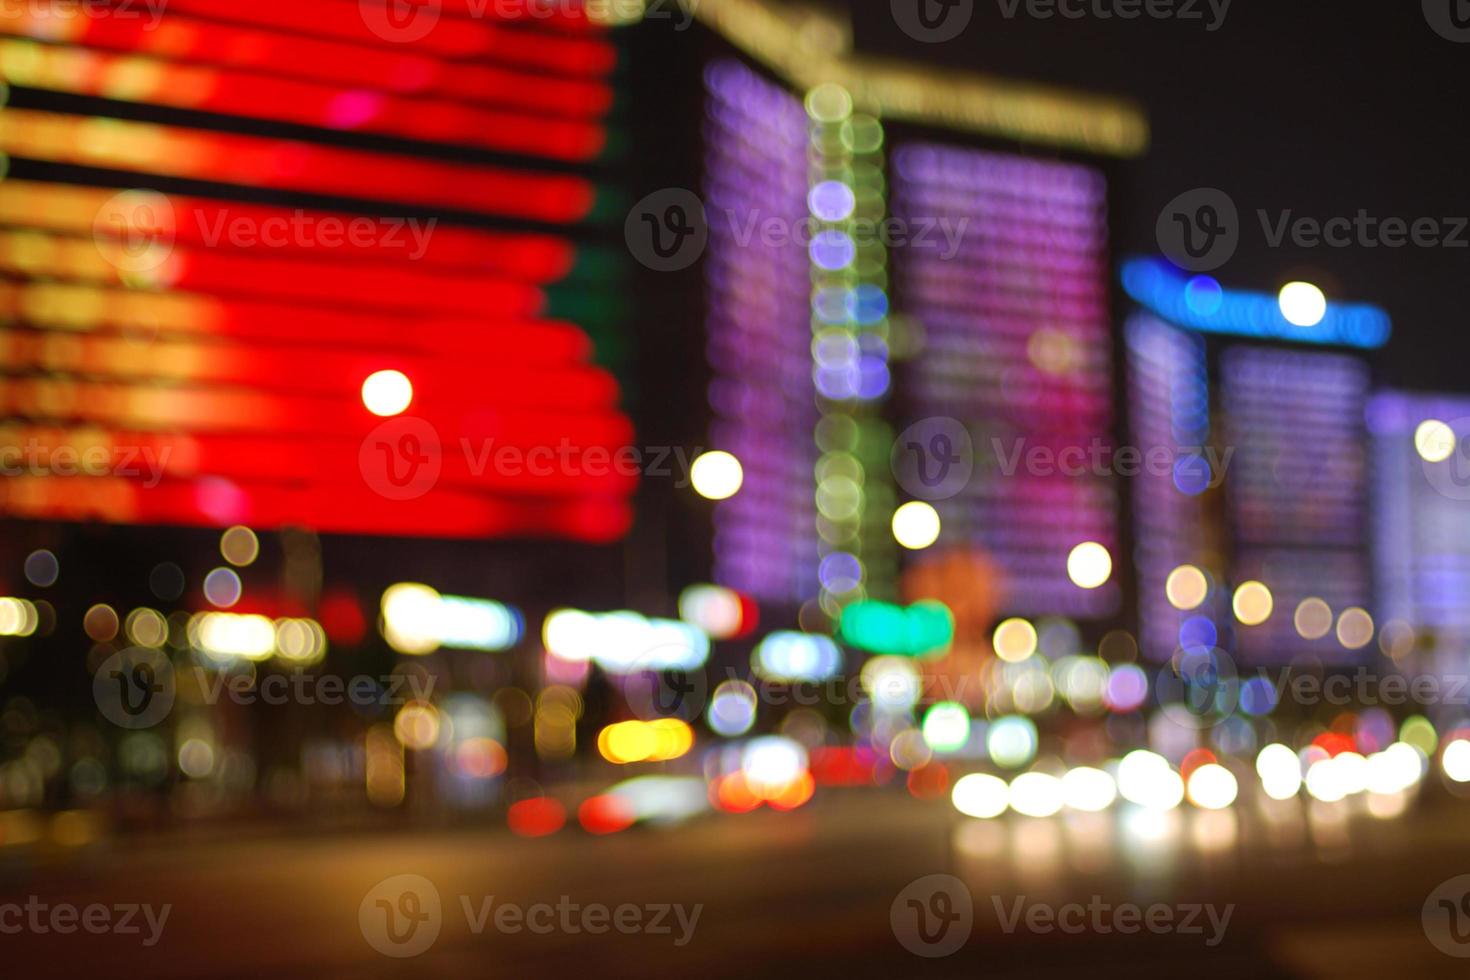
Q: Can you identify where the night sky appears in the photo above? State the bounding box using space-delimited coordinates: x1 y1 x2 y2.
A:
847 0 1470 392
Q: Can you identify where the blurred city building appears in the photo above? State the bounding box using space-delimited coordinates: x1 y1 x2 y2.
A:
1120 257 1391 666
693 0 1146 634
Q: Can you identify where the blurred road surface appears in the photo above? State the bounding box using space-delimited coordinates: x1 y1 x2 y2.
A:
2 790 1468 978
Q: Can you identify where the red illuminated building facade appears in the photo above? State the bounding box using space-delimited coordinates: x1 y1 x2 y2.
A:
0 0 635 541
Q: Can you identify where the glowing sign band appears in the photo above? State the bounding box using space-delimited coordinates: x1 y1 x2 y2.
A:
1121 257 1391 349
0 11 614 115
0 109 599 223
0 39 609 162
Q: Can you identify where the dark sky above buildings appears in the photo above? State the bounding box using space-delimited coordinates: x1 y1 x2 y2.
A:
849 1 1470 391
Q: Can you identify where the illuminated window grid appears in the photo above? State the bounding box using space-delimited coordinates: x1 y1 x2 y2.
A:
1369 392 1470 648
704 58 818 605
892 143 1118 618
1125 313 1213 661
1221 346 1372 663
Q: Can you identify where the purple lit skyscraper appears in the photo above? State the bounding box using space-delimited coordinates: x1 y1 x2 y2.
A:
703 60 817 605
688 2 1147 628
892 144 1120 619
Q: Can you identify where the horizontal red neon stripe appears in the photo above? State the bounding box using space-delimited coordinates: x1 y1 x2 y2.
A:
4 229 548 317
2 282 595 360
166 0 616 69
0 109 599 223
0 378 635 441
0 12 614 116
0 426 640 496
387 0 606 32
0 476 634 541
0 331 621 409
0 40 607 161
3 182 580 281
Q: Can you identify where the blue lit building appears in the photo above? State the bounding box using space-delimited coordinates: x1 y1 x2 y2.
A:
1120 257 1390 667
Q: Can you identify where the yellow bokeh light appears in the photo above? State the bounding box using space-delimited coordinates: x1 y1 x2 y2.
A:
361 369 413 417
83 602 119 642
1232 581 1273 626
380 582 442 655
1293 597 1333 640
1278 281 1326 327
219 524 259 567
0 597 39 637
50 810 99 848
1379 619 1415 659
191 612 275 660
1415 419 1456 463
690 450 743 500
125 607 167 648
274 618 327 665
1066 541 1112 590
597 718 694 764
584 0 646 26
1336 607 1375 649
1026 327 1077 375
993 617 1038 663
1185 763 1238 810
891 500 941 550
1164 565 1208 610
805 83 853 123
393 701 441 750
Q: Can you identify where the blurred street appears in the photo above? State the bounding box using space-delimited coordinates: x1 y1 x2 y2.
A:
3 790 1468 978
